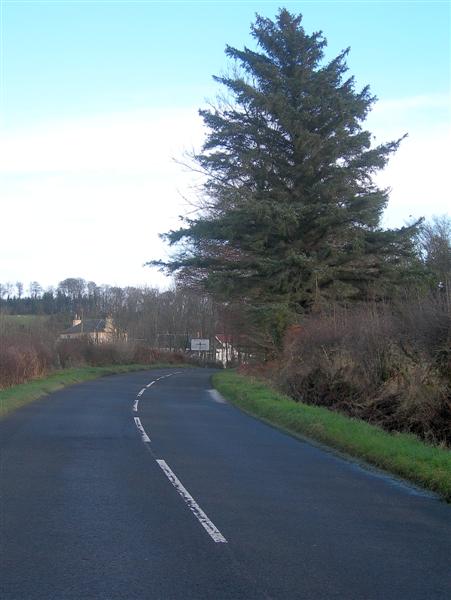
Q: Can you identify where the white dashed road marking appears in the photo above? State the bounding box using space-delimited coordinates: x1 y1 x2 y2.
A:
132 373 180 426
156 459 228 544
132 372 183 417
131 371 226 543
134 417 151 443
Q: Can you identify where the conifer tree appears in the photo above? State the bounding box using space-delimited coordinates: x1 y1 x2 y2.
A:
152 9 417 321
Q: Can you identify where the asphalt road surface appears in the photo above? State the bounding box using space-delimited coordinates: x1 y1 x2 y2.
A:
1 368 450 599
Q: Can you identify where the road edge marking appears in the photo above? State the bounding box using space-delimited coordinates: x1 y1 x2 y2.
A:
208 389 227 404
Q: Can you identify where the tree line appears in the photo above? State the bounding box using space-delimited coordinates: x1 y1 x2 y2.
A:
0 280 224 350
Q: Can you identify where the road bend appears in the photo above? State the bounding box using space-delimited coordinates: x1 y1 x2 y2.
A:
0 368 450 599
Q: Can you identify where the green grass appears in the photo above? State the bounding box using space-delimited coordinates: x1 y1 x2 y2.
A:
0 363 182 419
213 371 451 502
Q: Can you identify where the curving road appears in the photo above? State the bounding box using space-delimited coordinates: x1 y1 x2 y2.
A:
1 368 450 599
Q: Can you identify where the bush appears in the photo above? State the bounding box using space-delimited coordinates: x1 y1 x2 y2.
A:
0 335 55 388
131 344 191 365
56 338 201 369
274 297 451 446
57 338 136 367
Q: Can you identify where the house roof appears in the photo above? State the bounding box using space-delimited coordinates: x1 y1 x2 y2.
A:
63 319 107 334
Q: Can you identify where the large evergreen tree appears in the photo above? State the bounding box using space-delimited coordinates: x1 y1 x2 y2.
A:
152 10 417 322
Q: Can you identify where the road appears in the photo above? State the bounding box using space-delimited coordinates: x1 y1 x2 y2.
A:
1 368 450 599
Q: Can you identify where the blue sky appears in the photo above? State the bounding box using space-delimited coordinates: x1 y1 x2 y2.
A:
1 0 450 288
3 1 450 126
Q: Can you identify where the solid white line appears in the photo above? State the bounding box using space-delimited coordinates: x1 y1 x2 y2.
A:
156 459 227 544
134 417 150 443
132 398 139 413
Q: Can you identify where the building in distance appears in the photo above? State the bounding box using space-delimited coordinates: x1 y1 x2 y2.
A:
60 316 127 344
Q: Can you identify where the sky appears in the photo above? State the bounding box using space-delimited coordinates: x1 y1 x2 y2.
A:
0 0 450 291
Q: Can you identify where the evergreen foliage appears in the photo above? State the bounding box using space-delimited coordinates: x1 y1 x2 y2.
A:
153 10 418 318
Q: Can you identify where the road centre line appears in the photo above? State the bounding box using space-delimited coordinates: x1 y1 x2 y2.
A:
155 372 183 381
156 459 228 544
133 373 180 413
132 372 226 544
134 417 151 443
132 372 181 421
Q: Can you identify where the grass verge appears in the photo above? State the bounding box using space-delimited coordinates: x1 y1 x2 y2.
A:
0 364 181 419
213 371 451 502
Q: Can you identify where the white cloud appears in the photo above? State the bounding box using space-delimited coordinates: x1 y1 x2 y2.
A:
378 127 450 227
1 97 450 288
0 107 205 174
1 107 206 288
366 94 451 228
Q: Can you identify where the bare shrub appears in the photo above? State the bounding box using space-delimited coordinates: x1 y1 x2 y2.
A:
0 333 55 388
56 337 196 368
278 299 451 445
395 295 451 371
83 341 135 366
56 338 87 368
132 343 163 365
56 338 129 367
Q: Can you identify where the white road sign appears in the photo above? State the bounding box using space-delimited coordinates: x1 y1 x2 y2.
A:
191 338 210 352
